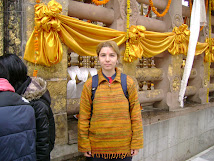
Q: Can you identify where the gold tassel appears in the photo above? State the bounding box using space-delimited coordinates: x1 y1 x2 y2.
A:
93 152 129 159
112 153 115 159
104 154 107 159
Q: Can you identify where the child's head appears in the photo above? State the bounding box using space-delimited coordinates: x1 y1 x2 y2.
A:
0 54 28 90
0 62 9 80
96 41 120 60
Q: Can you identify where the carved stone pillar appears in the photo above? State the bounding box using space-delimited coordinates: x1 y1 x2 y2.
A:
3 0 22 56
107 0 140 76
203 28 211 104
153 52 182 110
23 0 69 145
163 0 183 31
154 0 183 110
185 18 210 104
187 54 207 104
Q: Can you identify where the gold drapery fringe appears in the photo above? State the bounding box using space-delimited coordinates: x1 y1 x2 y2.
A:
92 152 131 159
24 0 212 66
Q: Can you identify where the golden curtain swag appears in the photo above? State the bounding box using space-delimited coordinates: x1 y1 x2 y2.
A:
24 0 211 66
205 38 214 62
24 0 126 66
58 14 126 57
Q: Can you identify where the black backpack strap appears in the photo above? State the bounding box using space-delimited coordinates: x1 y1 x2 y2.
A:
91 74 98 116
91 74 98 101
121 73 128 99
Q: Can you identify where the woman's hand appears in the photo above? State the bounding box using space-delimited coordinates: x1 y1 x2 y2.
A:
131 149 139 156
84 151 92 157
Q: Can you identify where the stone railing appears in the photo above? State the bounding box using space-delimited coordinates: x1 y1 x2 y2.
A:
67 0 213 114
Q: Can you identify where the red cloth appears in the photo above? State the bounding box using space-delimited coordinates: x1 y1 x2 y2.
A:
0 78 15 92
107 77 113 84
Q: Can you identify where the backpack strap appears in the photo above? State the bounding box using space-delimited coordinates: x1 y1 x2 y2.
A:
91 74 98 116
121 73 128 100
91 74 98 102
121 73 130 112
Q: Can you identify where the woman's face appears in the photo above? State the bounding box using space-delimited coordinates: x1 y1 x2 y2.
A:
98 47 118 73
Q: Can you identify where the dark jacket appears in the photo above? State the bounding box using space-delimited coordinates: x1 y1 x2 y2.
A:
0 90 36 161
17 76 55 161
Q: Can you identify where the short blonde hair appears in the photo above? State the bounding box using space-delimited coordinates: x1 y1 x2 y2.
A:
96 41 120 59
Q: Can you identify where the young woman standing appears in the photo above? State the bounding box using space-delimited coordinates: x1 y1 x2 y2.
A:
78 41 143 161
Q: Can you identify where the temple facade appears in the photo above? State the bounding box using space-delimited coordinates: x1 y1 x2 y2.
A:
1 0 214 160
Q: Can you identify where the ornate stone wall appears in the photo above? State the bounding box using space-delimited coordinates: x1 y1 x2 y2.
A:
3 0 22 56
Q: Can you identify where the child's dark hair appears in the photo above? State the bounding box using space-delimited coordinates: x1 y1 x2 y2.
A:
0 54 28 90
0 62 9 80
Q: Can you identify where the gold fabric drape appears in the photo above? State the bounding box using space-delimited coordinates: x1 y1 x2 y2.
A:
126 24 208 60
168 24 190 55
58 14 126 56
205 38 214 62
24 1 63 66
24 0 211 66
24 0 126 66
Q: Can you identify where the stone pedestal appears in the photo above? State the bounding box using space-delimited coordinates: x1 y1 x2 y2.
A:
153 0 183 110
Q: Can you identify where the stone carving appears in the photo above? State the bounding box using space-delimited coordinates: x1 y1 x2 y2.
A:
172 14 183 28
136 68 163 81
120 0 139 24
4 0 22 56
204 26 209 37
171 76 180 92
204 79 208 87
146 90 161 98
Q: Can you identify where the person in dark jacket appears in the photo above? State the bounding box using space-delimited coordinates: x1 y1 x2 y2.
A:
0 62 36 161
0 54 55 161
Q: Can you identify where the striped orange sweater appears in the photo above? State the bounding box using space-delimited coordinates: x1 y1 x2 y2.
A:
78 68 143 158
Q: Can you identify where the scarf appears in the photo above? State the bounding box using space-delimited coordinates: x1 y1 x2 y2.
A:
0 78 15 92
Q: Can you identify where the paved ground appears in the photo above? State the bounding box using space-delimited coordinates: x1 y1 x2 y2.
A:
186 146 214 161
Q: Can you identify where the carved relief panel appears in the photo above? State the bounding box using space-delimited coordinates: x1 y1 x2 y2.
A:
3 0 23 56
120 0 139 26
